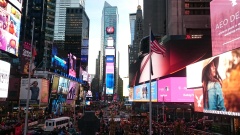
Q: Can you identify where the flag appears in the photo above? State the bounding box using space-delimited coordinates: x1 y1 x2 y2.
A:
150 30 166 56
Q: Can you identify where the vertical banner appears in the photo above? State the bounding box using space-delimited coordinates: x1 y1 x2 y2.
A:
0 60 10 98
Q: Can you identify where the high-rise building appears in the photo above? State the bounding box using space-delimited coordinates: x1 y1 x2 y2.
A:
129 5 144 65
129 13 136 45
143 0 211 36
100 1 118 96
64 6 89 75
54 0 84 49
20 0 56 69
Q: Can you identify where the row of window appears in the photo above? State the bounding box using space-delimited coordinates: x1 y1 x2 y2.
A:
46 119 69 127
185 9 210 15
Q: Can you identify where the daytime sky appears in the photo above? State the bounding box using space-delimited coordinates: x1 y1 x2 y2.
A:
85 0 143 77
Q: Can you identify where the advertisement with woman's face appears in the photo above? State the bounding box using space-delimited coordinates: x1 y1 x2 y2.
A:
187 49 240 116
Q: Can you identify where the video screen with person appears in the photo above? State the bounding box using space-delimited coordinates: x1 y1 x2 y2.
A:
187 48 240 116
57 77 69 95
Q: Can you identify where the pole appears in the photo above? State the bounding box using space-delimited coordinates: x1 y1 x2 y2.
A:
157 105 158 123
162 96 164 123
148 24 152 135
23 18 35 135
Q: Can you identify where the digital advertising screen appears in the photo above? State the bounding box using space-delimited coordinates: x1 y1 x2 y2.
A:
128 87 133 101
0 60 10 98
106 55 114 63
67 81 77 100
106 63 114 73
0 2 21 56
106 26 114 34
105 48 115 56
106 73 114 95
57 77 69 95
210 0 240 56
133 81 158 102
194 88 204 112
51 76 59 94
129 35 212 87
68 53 76 77
51 94 66 115
158 77 194 102
82 39 89 47
80 55 88 63
8 0 23 11
21 42 34 74
86 90 93 97
187 48 240 116
20 78 49 105
51 45 68 73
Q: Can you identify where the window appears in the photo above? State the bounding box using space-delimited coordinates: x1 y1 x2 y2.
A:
46 122 48 126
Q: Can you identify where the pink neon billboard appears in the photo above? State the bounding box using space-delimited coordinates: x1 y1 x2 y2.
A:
106 63 114 73
158 77 194 102
211 0 240 56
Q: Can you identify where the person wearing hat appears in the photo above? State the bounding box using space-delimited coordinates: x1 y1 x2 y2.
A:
202 56 226 111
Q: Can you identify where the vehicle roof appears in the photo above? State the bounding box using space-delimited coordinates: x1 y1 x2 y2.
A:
45 117 70 122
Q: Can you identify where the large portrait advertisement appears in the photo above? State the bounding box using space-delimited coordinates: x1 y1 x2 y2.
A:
51 76 59 94
20 78 48 105
0 3 21 56
68 53 76 77
187 49 240 116
0 60 10 98
133 81 157 102
57 77 69 95
210 0 240 56
67 81 76 100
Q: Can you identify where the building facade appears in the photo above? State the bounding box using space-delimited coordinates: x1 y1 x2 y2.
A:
100 2 118 96
129 13 136 45
54 0 84 49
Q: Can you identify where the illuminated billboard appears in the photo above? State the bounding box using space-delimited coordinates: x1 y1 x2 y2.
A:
51 45 68 73
0 60 10 98
133 81 158 102
106 26 114 34
82 39 89 47
67 81 79 100
106 73 114 94
210 0 240 56
20 78 49 105
0 3 21 56
68 53 76 77
106 55 114 63
106 62 114 73
105 48 115 56
57 77 70 95
129 35 211 87
8 0 23 11
187 49 240 116
128 87 133 101
158 77 194 102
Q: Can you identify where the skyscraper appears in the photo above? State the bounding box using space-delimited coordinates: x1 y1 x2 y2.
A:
129 13 136 45
64 6 89 75
20 0 56 69
54 0 84 49
100 1 118 97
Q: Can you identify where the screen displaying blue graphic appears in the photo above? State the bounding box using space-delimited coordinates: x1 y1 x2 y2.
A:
51 45 68 73
106 55 114 63
106 73 114 94
51 94 66 115
133 81 158 102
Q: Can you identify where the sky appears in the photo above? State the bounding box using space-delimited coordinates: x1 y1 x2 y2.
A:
85 0 143 78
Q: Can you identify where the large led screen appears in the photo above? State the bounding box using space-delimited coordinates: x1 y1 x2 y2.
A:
68 53 76 77
133 81 157 102
128 87 133 101
210 0 240 56
57 77 70 95
187 49 240 116
106 55 114 63
20 78 49 105
51 76 59 94
0 60 10 98
106 73 114 94
158 77 194 102
129 35 212 87
105 48 115 56
67 81 79 100
51 45 68 73
106 63 114 73
8 0 23 11
0 3 21 56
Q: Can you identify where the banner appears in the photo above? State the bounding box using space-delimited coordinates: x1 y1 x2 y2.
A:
0 60 10 98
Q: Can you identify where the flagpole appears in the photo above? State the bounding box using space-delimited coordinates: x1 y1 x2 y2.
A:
148 24 152 135
23 18 35 135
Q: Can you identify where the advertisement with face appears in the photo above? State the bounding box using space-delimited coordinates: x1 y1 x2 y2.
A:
0 4 20 56
67 81 76 100
187 49 240 116
51 76 59 94
133 81 158 102
57 77 69 95
68 53 76 77
211 0 240 56
0 60 10 98
20 78 49 105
